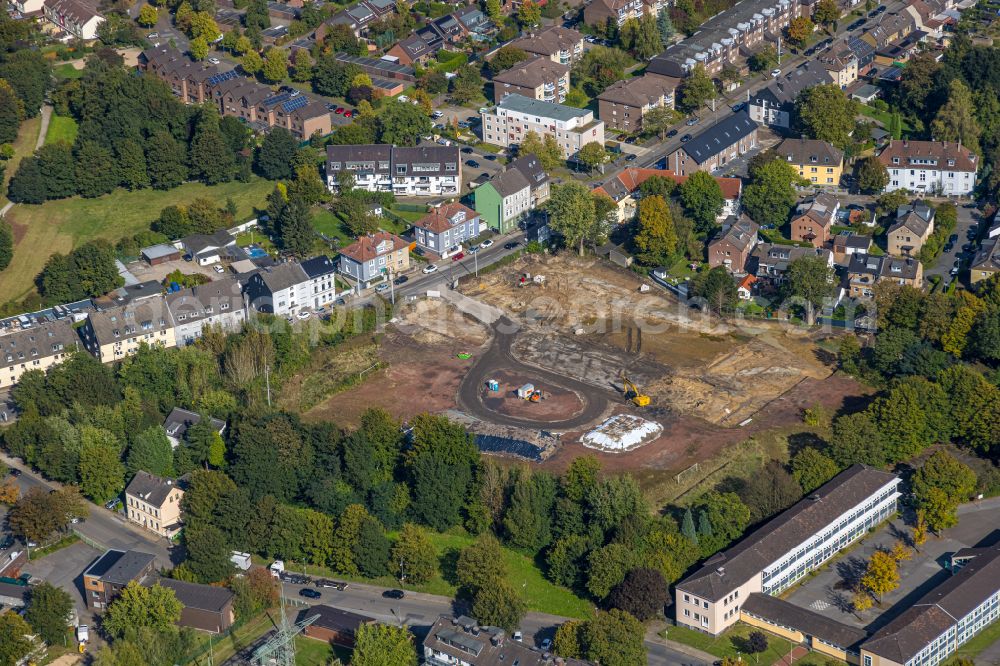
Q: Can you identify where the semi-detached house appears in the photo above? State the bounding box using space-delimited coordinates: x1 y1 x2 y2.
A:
474 154 550 233
245 257 337 316
166 277 247 346
79 299 176 362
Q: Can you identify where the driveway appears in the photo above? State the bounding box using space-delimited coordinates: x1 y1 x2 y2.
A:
925 204 979 282
22 541 102 621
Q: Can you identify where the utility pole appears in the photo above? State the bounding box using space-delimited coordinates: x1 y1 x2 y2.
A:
265 365 271 407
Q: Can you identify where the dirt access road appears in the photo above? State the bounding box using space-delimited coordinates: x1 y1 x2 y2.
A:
457 316 615 431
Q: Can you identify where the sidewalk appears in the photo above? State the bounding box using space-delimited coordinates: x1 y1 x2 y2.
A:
649 621 718 664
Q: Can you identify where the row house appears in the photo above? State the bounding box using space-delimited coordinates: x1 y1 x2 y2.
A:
647 0 799 78
329 0 397 37
385 7 486 65
325 144 461 196
860 11 916 50
817 47 859 88
509 26 586 65
752 243 834 283
666 112 758 176
675 465 899 635
338 232 411 289
594 167 742 224
584 0 664 28
165 277 247 346
790 192 839 247
847 253 923 298
412 203 482 257
707 215 759 272
79 299 176 363
245 256 338 316
0 320 79 389
877 139 978 196
970 237 1000 285
846 35 877 75
43 0 104 40
474 154 551 233
480 94 605 158
492 56 570 104
748 62 832 129
334 53 417 83
597 74 677 133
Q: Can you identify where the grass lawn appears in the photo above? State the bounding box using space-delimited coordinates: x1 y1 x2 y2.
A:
311 206 411 244
665 622 817 665
1 116 42 207
44 115 78 146
53 63 84 79
187 612 279 666
30 534 79 560
294 636 347 665
953 614 1000 661
385 205 426 225
0 178 274 304
859 104 915 134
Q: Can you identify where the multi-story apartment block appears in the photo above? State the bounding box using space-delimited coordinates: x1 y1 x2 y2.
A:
43 0 104 40
647 0 800 78
481 94 605 158
847 253 923 298
666 112 758 176
597 74 676 133
474 154 550 233
338 232 411 289
0 320 80 389
509 26 585 65
492 56 570 104
817 47 859 88
887 201 934 257
861 545 1000 666
675 465 899 636
246 258 337 316
748 62 833 128
775 138 844 186
325 145 461 196
125 472 184 538
790 192 839 247
707 215 759 272
79 299 176 362
412 203 482 257
166 278 247 346
584 0 664 28
877 139 978 196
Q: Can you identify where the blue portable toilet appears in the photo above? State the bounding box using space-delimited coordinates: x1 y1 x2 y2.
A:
487 379 499 392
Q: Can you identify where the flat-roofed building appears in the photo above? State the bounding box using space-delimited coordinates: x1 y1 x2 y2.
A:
481 94 605 158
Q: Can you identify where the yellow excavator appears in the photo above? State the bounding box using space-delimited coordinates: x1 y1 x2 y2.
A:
621 371 650 407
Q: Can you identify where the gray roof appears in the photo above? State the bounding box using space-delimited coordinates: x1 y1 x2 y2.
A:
165 278 244 327
848 253 921 281
509 154 549 189
775 138 844 168
863 546 1000 663
157 578 234 613
326 144 458 178
86 550 155 585
742 594 867 650
752 62 832 108
125 471 180 507
972 236 1000 273
510 26 584 57
495 94 590 123
494 56 568 89
676 465 898 601
711 215 759 252
301 255 337 279
254 263 309 294
83 298 174 347
163 407 226 441
181 230 236 256
423 615 588 666
833 231 872 251
597 74 675 107
141 244 180 261
682 112 759 164
486 166 531 198
753 243 831 273
0 319 79 366
890 201 934 237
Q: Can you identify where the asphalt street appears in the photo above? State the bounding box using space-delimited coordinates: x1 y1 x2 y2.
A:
924 204 981 281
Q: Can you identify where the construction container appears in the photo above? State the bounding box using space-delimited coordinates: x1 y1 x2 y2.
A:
517 383 535 399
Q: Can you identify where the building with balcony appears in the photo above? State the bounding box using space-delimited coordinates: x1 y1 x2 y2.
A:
748 62 833 128
337 232 411 289
847 253 923 298
481 94 605 158
597 74 676 133
584 0 664 28
877 139 978 196
325 144 461 196
752 243 834 283
509 26 585 65
492 56 570 104
42 0 104 40
674 465 900 636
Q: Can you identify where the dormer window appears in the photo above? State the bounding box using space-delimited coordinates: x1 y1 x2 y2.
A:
892 157 899 164
948 159 955 167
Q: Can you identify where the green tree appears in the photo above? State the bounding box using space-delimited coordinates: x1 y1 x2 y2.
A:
587 543 640 599
472 579 526 633
116 139 149 190
742 158 799 229
103 582 182 639
502 470 556 554
78 434 126 504
582 610 647 666
0 612 32 666
234 35 253 55
354 516 391 578
0 80 24 144
145 131 189 189
856 155 889 193
185 525 235 582
554 620 584 658
0 220 11 272
488 46 528 76
813 0 839 24
377 100 432 146
786 254 833 324
255 127 297 180
517 0 541 26
912 450 976 510
485 0 503 23
261 48 288 83
679 171 724 233
546 181 598 256
330 504 368 575
74 141 117 198
690 266 737 313
642 106 675 140
657 10 674 45
634 195 677 265
138 4 158 26
577 141 609 174
931 79 981 155
921 487 958 534
352 623 417 666
275 195 315 256
748 46 777 73
405 414 477 530
126 427 175 478
519 130 563 171
794 84 858 149
7 156 45 203
190 108 235 185
241 50 263 76
456 534 507 594
189 36 209 61
677 64 714 113
607 568 668 621
291 49 312 83
790 447 839 493
24 582 73 646
681 508 697 543
390 523 437 584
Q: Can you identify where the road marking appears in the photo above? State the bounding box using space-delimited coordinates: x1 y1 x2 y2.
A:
809 600 831 611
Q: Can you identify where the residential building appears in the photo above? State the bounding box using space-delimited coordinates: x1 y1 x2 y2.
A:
847 253 923 298
83 550 156 610
79 299 176 362
646 0 800 78
338 232 411 289
791 193 839 247
423 615 591 665
860 545 1000 666
10 0 44 15
666 112 758 176
817 47 859 88
740 594 868 664
413 203 482 257
157 579 235 633
878 139 978 196
674 465 900 635
832 232 873 266
509 26 585 65
0 320 80 390
597 74 676 133
386 33 440 65
775 138 844 186
163 407 226 449
245 263 309 316
480 94 605 158
737 274 757 300
334 53 416 83
752 243 834 283
593 167 742 224
43 0 104 40
584 0 663 28
474 154 550 233
707 215 759 272
846 36 877 75
325 145 461 196
175 230 238 266
493 56 570 104
748 63 833 128
124 472 184 538
860 11 916 49
302 606 375 648
166 278 247 347
970 237 1000 284
299 255 339 310
887 201 935 256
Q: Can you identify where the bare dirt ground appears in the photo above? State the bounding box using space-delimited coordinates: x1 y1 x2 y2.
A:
482 370 585 420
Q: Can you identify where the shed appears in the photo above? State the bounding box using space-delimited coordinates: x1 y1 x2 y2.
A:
301 605 375 648
156 578 235 633
141 244 181 266
517 383 535 399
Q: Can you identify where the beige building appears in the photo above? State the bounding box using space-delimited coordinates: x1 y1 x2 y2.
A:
847 253 923 299
970 237 1000 284
887 201 934 257
597 74 676 133
509 26 585 65
481 94 605 158
492 56 570 104
818 48 859 88
79 299 177 362
125 472 184 538
0 320 80 389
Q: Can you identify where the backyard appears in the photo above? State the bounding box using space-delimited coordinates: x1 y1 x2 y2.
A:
310 205 419 246
43 115 78 146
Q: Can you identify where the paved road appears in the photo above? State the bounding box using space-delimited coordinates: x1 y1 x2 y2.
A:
925 204 980 282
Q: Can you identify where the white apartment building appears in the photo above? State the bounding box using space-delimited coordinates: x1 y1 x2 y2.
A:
165 277 247 347
326 145 461 197
245 257 337 316
877 139 978 196
675 465 900 636
480 94 605 158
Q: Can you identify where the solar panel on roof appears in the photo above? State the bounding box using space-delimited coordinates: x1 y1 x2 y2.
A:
206 69 238 85
281 95 309 112
264 92 292 106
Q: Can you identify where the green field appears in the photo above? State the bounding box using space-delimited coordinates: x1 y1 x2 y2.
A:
53 63 84 79
310 205 414 245
294 636 350 665
44 115 78 145
665 623 847 666
0 178 274 304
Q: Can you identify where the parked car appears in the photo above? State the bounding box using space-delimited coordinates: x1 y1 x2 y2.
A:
685 116 700 126
513 631 523 642
540 638 552 651
944 243 953 253
213 265 225 273
147 32 158 38
667 129 678 137
625 154 637 161
0 536 13 550
343 110 353 118
9 469 19 478
208 57 220 65
105 498 120 510
432 111 444 119
503 241 519 250
383 589 405 599
451 252 465 261
335 107 345 115
771 68 782 77
422 264 439 274
480 239 494 248
299 588 321 599
466 160 480 168
731 103 744 112
461 147 474 154
484 154 497 161
681 134 692 142
374 282 390 293
296 311 311 320
315 579 338 588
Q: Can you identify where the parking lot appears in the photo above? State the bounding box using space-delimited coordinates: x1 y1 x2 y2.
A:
23 540 103 620
126 257 224 284
925 203 980 282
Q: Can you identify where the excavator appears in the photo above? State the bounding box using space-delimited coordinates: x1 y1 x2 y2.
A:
620 371 650 407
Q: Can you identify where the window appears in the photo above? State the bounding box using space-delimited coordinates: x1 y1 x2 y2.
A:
703 601 709 609
683 594 690 602
684 609 691 617
864 657 872 666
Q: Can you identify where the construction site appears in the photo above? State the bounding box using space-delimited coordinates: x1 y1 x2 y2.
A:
305 253 863 483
